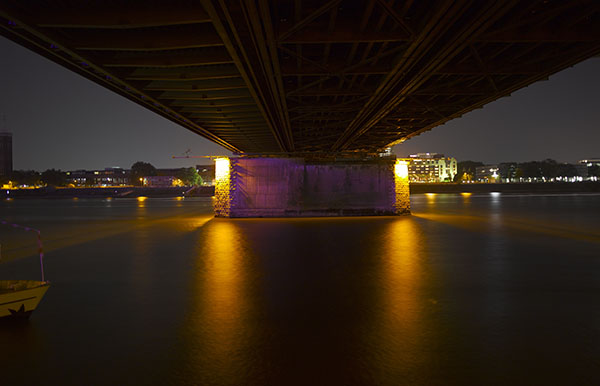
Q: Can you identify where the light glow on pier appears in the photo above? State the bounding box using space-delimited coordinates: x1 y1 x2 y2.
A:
214 157 231 217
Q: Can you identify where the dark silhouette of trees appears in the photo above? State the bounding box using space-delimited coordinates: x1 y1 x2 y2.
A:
518 159 578 180
499 162 518 180
588 165 600 178
11 170 42 186
41 169 67 187
455 159 585 182
130 162 157 186
519 161 542 179
455 161 483 182
176 167 202 186
556 163 578 178
84 176 96 187
539 159 559 179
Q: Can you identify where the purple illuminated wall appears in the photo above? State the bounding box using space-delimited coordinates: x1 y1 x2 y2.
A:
214 157 409 218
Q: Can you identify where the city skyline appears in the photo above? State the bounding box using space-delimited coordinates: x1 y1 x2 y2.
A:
1 37 599 171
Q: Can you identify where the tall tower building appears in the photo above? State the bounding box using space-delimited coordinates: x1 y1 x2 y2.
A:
0 132 12 178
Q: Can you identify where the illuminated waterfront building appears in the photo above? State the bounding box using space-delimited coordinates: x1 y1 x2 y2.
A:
67 167 130 186
0 131 12 178
406 153 457 183
578 158 600 167
66 167 208 187
143 175 178 187
578 158 599 181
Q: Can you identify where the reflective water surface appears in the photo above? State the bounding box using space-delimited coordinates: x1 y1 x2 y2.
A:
1 194 600 385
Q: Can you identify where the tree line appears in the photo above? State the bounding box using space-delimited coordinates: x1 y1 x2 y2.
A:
456 159 600 182
129 162 202 186
2 162 203 187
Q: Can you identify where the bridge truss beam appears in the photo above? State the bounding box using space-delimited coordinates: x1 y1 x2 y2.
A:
0 0 598 156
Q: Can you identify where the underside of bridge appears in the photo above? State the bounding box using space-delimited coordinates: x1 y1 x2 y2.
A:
1 0 599 155
1 1 598 216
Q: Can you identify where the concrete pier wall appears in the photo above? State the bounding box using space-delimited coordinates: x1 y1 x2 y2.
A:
229 157 305 217
214 157 409 218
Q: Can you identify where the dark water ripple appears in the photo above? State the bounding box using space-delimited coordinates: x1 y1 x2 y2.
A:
1 194 599 385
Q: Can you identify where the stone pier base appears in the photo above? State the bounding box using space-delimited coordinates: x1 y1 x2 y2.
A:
214 157 409 218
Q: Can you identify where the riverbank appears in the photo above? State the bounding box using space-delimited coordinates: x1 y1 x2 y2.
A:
410 181 600 194
4 182 600 199
4 186 215 199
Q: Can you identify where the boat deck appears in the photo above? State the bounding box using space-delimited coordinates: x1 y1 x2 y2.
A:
0 280 48 293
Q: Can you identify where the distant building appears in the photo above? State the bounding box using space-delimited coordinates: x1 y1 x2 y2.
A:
578 158 600 167
149 168 187 186
0 132 12 178
65 166 217 187
476 165 500 183
144 176 177 187
564 159 596 181
406 153 457 182
378 147 392 157
67 167 130 186
584 161 599 181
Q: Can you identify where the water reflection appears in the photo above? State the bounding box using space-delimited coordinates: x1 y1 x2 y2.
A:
130 220 154 301
372 217 431 380
136 196 147 209
461 192 472 204
175 216 441 384
489 192 501 209
3 196 600 385
425 192 437 206
175 219 251 385
200 220 244 355
0 321 48 385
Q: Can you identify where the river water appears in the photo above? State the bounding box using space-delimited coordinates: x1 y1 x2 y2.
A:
1 194 599 385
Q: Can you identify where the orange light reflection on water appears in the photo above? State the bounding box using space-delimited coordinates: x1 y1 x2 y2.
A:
425 192 437 205
415 212 600 243
383 218 426 321
183 219 247 381
376 217 430 369
136 196 147 209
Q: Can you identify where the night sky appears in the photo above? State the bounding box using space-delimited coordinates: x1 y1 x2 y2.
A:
1 36 599 171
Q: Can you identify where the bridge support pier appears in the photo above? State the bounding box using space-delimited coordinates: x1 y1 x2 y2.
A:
214 157 409 218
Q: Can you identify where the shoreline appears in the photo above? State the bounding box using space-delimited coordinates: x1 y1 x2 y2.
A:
3 186 215 199
3 182 600 199
410 181 600 194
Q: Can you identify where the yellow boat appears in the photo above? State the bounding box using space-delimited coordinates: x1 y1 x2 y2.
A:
0 280 50 319
1 220 50 319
